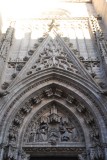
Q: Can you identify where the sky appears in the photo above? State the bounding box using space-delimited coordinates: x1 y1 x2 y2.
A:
0 0 91 32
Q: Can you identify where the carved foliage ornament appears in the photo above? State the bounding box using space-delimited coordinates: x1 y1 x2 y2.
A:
28 39 79 75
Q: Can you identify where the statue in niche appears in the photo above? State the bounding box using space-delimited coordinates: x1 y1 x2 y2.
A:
28 132 35 142
28 122 37 142
89 129 99 146
90 148 96 160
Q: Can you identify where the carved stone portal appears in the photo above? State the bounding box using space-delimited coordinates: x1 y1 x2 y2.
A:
23 104 84 145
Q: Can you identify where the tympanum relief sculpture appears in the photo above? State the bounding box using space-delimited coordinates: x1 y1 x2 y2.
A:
24 105 81 145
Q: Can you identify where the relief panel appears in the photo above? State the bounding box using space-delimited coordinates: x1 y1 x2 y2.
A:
24 104 84 145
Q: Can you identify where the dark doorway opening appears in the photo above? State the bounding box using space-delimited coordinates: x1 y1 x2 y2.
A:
30 156 78 160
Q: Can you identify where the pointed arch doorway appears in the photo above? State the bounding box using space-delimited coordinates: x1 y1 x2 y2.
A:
1 74 106 160
21 101 86 160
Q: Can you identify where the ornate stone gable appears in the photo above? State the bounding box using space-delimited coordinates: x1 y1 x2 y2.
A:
1 18 107 91
26 36 80 75
8 28 99 90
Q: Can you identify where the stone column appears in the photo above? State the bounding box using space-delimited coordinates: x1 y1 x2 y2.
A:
0 143 4 160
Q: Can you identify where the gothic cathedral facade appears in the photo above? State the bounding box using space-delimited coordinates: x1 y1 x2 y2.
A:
0 0 107 160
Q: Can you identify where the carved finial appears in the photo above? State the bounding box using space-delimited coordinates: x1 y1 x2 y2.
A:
48 19 59 32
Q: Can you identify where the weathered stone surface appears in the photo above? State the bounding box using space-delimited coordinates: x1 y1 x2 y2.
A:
0 1 107 160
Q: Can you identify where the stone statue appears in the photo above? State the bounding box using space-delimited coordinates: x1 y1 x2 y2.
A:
28 132 35 142
59 117 70 141
36 122 48 141
71 127 79 142
48 128 59 145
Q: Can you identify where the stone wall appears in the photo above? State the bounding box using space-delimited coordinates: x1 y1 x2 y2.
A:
92 0 107 28
0 12 2 35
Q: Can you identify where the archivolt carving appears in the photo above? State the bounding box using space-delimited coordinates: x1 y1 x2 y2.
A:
0 83 105 160
6 86 101 148
1 72 105 135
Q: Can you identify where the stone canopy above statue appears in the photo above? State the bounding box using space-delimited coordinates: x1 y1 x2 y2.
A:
23 104 84 145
